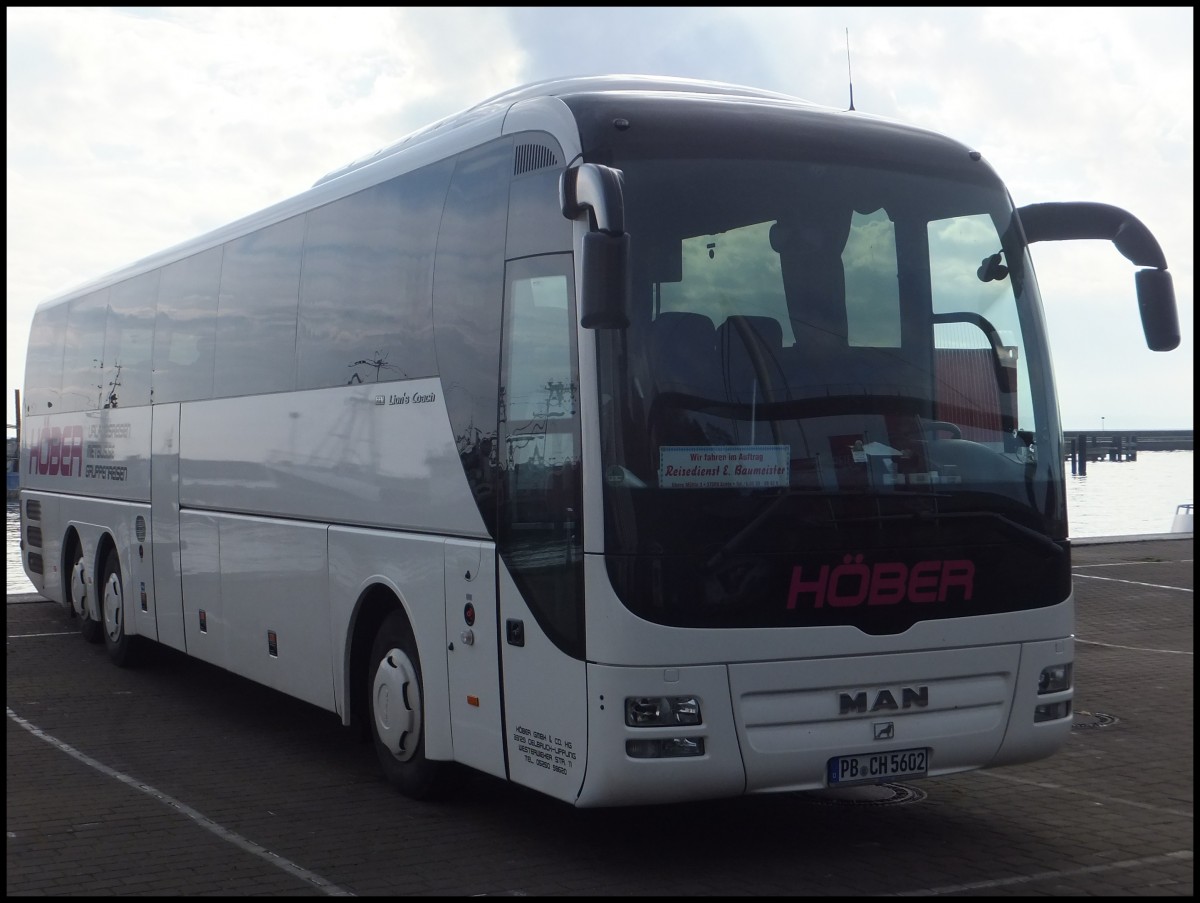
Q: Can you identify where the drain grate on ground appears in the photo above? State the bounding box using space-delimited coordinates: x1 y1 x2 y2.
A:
1072 710 1120 730
799 782 927 806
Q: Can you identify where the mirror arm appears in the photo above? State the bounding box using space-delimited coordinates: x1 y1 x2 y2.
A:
560 164 625 235
1016 202 1167 269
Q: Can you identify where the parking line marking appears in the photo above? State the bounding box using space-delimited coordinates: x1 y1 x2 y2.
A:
896 850 1192 896
6 706 355 897
1076 638 1191 655
1072 573 1192 592
979 768 1194 818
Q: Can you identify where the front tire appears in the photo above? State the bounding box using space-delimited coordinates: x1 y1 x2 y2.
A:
368 611 449 800
100 547 141 667
67 541 102 644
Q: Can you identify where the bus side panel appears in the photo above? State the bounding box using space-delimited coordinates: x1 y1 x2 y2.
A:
445 540 506 780
20 407 152 610
19 486 60 600
218 513 334 712
179 510 335 712
24 494 149 632
22 409 151 503
180 512 223 668
328 527 453 759
151 403 187 651
499 560 588 804
178 383 486 539
122 504 156 643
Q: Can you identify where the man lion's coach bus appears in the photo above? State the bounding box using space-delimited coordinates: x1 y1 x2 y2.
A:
19 76 1180 807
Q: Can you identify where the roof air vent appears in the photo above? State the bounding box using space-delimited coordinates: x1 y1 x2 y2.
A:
514 143 560 176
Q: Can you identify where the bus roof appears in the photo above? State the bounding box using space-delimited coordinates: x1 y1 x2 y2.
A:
312 74 829 187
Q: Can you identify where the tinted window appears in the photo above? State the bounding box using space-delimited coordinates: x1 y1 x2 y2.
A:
61 290 110 413
153 247 222 403
24 303 68 415
433 138 513 535
104 270 157 408
214 216 305 398
297 161 452 390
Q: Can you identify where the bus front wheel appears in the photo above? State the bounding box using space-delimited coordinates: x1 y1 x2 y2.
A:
68 541 102 644
368 611 449 800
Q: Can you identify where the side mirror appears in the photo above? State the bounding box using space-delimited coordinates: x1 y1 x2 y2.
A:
561 163 630 329
1016 202 1178 352
580 232 631 329
1135 268 1180 351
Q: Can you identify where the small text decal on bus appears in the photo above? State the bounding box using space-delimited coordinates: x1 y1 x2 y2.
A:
786 555 975 609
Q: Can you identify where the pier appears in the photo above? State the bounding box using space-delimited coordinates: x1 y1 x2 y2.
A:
1063 429 1192 474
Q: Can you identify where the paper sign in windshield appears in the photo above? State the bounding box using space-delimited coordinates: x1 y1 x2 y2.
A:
659 445 790 489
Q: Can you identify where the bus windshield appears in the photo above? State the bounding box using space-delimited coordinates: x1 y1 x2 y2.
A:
595 155 1068 633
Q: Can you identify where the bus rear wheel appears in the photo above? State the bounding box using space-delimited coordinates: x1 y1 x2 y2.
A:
68 541 102 644
368 611 449 800
100 547 141 667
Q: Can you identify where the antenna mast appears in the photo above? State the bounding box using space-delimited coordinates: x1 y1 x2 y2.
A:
845 27 855 111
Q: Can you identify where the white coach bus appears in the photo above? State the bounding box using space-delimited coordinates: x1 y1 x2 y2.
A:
18 75 1179 807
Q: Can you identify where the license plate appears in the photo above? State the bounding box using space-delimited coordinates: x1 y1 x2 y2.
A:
827 747 929 785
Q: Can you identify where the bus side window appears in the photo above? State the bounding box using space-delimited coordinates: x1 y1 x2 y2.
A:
104 270 157 408
214 215 305 398
153 246 221 404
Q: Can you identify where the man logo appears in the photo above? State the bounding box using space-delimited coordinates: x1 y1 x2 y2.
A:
874 722 895 740
839 686 930 714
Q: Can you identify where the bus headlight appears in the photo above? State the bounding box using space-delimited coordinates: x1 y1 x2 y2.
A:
1037 663 1073 694
625 695 702 727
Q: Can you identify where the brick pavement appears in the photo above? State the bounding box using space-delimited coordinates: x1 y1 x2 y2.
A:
6 536 1192 896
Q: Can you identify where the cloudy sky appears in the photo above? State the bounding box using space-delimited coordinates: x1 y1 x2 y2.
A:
6 6 1193 432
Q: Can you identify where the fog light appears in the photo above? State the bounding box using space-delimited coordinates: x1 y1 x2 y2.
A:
625 695 702 727
1038 663 1073 694
1034 701 1071 723
626 737 705 759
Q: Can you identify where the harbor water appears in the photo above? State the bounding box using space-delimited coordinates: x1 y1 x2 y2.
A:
6 450 1193 596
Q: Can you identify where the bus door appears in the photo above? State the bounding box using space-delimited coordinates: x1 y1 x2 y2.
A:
496 254 589 803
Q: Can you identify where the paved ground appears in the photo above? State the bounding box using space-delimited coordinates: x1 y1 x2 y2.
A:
6 536 1193 896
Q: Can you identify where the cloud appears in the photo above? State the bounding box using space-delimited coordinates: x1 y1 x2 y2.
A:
5 6 1192 431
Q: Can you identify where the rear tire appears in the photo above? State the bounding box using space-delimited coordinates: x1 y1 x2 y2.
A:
67 541 103 644
368 611 449 800
100 547 141 667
